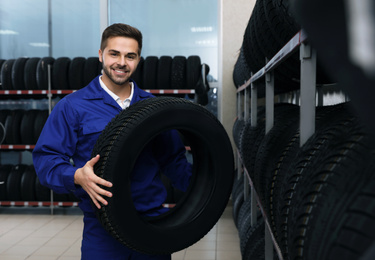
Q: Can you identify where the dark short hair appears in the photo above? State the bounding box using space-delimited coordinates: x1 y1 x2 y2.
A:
100 23 143 55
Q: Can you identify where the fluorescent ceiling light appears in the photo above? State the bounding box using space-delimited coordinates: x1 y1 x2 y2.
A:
195 40 216 45
29 42 50 48
0 29 19 35
191 27 213 33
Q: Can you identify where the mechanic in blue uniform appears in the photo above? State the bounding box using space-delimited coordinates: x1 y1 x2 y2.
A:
32 23 192 260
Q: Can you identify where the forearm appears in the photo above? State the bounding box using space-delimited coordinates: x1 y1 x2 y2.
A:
32 149 78 194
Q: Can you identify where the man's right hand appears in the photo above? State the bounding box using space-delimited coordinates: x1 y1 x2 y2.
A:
74 154 113 209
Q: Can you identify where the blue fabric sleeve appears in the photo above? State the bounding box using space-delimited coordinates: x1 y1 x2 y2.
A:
32 98 79 194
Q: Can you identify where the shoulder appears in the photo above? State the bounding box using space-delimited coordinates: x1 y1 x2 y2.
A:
62 76 103 102
132 80 154 101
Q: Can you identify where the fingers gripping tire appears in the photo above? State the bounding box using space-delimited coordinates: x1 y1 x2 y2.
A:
91 96 234 254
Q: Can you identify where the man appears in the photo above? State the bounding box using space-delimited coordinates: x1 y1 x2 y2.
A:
33 23 192 260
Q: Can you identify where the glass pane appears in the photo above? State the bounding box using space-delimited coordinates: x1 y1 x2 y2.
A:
109 0 218 81
0 0 100 59
0 0 49 59
51 0 100 58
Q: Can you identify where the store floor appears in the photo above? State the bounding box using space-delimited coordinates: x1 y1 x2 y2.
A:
0 204 241 260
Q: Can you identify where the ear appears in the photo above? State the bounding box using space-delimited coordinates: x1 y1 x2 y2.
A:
98 49 103 62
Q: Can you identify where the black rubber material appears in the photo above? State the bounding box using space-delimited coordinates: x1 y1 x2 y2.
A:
91 96 234 254
0 110 9 145
324 156 375 260
237 197 252 236
239 106 266 178
20 110 39 144
131 57 144 89
238 198 253 254
7 164 27 201
290 121 372 259
233 47 252 88
33 110 49 143
35 176 51 201
52 57 71 90
232 188 245 228
12 57 29 90
270 103 353 250
0 59 6 85
232 172 245 201
232 117 245 149
4 109 25 144
21 165 37 201
278 115 358 256
24 58 41 90
242 217 265 259
69 57 86 89
171 56 187 98
253 104 299 209
0 165 12 200
36 57 55 90
53 191 70 202
83 57 100 86
142 56 158 89
0 122 5 145
186 56 201 98
1 59 15 90
157 56 172 90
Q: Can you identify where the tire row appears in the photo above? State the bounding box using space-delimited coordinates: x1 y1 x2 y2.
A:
0 55 210 105
232 102 375 260
0 55 206 90
233 0 332 95
0 57 101 90
0 164 79 202
0 109 48 145
132 55 210 104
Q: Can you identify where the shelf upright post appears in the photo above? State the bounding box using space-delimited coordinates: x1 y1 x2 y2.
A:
250 73 258 226
237 91 244 179
300 43 317 147
250 75 257 128
265 60 274 134
47 64 54 215
265 60 275 260
243 86 250 201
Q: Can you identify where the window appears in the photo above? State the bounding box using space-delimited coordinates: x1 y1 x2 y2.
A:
0 0 100 59
109 0 218 81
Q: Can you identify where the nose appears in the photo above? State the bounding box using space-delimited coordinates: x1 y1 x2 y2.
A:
117 56 127 67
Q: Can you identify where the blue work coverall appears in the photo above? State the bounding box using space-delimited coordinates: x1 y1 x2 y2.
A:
32 76 192 259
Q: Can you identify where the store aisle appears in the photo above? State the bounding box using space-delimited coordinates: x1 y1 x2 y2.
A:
0 205 240 260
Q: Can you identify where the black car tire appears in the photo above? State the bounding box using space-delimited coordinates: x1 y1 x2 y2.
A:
91 96 234 254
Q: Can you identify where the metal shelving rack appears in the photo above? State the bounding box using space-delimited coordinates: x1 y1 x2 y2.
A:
236 30 318 259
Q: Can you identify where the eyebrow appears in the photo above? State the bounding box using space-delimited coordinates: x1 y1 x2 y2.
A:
108 49 138 56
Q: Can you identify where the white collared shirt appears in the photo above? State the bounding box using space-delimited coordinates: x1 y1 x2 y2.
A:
99 76 134 110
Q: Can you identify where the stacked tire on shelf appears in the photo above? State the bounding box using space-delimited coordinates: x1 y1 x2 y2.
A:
0 109 48 145
132 55 210 104
232 102 375 260
0 108 78 203
232 0 375 259
0 57 101 90
233 0 332 96
0 164 77 202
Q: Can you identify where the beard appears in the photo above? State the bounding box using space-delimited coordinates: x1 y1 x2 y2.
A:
102 64 131 86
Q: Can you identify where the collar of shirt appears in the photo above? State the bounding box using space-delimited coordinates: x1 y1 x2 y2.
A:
99 76 134 110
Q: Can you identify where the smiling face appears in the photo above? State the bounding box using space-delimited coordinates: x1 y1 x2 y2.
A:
99 36 140 91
